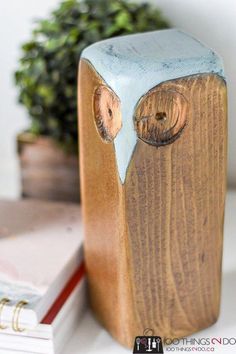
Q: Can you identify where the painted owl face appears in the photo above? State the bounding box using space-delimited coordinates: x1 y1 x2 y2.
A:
82 30 223 183
93 84 188 147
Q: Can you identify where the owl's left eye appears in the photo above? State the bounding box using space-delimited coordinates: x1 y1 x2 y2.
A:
93 85 122 143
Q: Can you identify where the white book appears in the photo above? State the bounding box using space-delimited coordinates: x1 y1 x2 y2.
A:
0 272 87 354
0 199 84 331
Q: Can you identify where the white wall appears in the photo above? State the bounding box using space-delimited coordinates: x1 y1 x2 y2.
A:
0 0 235 199
0 0 59 198
155 0 236 187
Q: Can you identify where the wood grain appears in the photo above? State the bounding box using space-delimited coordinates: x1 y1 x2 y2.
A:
126 74 227 341
18 134 80 202
78 59 134 345
94 85 122 142
79 60 227 348
135 88 188 146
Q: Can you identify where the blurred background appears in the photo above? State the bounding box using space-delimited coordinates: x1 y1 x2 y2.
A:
0 0 235 201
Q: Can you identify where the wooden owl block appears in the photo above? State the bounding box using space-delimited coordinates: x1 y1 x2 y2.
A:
78 29 227 348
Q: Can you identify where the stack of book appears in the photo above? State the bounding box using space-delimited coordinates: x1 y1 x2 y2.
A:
0 199 86 354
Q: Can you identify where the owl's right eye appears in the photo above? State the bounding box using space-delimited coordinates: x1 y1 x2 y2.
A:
93 85 122 143
134 87 188 147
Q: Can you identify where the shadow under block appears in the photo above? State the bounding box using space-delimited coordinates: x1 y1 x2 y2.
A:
78 30 227 348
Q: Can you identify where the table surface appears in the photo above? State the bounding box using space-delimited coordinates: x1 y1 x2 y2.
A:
65 190 236 354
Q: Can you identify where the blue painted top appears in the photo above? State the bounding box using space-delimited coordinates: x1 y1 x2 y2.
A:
81 29 224 183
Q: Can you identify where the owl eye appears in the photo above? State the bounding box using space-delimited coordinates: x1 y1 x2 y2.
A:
134 88 188 146
93 85 122 143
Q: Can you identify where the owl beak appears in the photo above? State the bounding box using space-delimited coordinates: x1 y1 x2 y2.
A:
113 114 137 184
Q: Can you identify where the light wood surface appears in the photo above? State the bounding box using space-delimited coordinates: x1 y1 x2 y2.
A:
79 59 227 348
79 59 133 344
125 74 227 342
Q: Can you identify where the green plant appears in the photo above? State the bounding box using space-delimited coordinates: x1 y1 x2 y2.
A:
15 0 170 153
